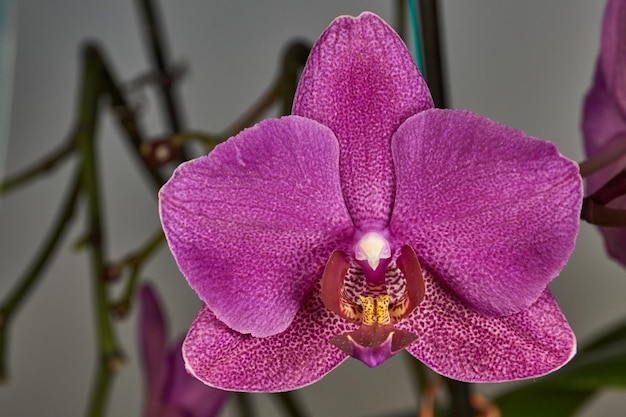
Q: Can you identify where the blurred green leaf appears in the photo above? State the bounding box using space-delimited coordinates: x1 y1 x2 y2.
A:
496 386 594 417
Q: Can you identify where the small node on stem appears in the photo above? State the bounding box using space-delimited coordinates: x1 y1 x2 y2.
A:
103 263 123 282
105 351 126 373
141 138 180 166
110 299 130 319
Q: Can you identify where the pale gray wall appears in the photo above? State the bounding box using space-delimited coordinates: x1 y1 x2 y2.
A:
1 1 625 416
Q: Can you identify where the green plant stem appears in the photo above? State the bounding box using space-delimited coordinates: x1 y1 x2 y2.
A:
93 44 167 190
235 393 256 417
443 377 472 417
79 45 123 417
0 172 81 382
418 0 447 108
274 392 309 417
394 0 407 42
137 39 310 159
110 229 166 317
407 353 430 398
170 131 224 150
276 41 310 116
213 40 310 141
2 43 168 197
136 0 185 135
0 139 76 195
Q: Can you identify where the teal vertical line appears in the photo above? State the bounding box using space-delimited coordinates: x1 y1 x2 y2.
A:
408 0 424 75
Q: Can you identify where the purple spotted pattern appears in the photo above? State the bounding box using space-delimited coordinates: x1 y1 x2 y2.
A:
183 283 358 392
397 269 575 382
293 12 433 230
159 12 582 391
583 0 626 267
139 284 228 417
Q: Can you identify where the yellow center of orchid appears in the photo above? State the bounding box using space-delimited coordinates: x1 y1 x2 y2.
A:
359 294 392 325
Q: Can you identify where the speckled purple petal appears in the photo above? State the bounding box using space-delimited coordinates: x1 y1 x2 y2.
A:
160 116 354 337
389 109 582 316
399 268 576 382
183 284 357 392
139 284 168 417
164 339 229 417
599 0 626 114
583 48 626 266
293 12 433 229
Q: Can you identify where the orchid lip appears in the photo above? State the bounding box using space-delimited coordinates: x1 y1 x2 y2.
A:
331 325 419 368
321 243 425 367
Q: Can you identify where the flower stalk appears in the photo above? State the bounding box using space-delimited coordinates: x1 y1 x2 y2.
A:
0 138 76 195
110 229 166 317
135 0 185 136
273 392 310 417
78 44 124 417
235 393 256 417
0 172 81 382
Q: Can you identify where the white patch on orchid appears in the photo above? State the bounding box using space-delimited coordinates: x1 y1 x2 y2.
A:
355 232 391 271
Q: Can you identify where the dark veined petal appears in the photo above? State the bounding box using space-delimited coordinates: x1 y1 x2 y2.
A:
399 268 576 382
182 284 357 392
139 284 169 417
159 115 354 338
389 109 582 316
293 12 433 230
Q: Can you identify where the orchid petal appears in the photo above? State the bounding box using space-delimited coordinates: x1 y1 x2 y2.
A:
400 269 576 382
164 339 229 417
583 61 626 266
139 284 168 417
583 64 626 163
389 109 581 316
293 12 433 229
160 116 354 337
599 0 626 114
183 284 357 392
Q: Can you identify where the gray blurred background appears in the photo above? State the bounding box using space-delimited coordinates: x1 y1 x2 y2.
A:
1 1 625 416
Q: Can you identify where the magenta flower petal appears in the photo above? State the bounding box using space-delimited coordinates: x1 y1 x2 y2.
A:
293 12 433 229
400 269 576 382
164 339 229 417
139 285 169 417
598 0 626 114
583 66 626 162
389 109 582 316
139 284 228 417
183 284 357 392
160 116 354 337
582 0 626 266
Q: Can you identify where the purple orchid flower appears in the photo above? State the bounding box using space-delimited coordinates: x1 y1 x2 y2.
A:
139 284 228 417
582 0 626 266
159 13 582 391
